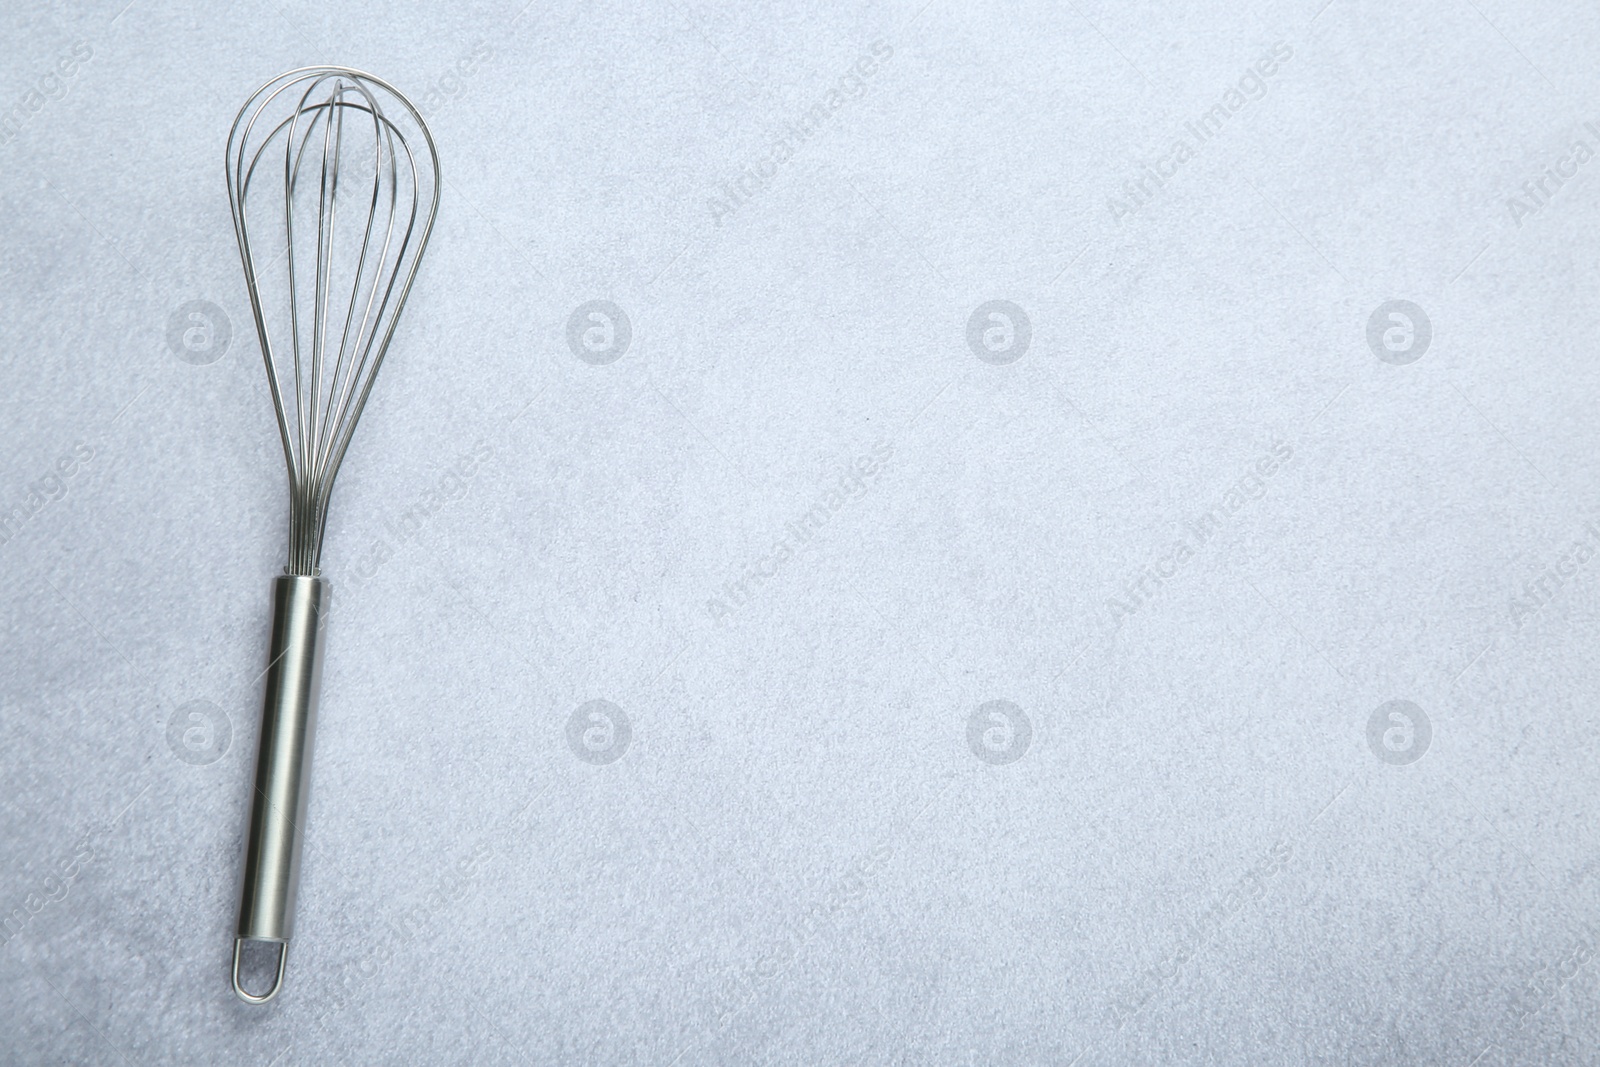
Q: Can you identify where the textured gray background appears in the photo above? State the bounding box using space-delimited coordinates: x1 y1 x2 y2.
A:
2 0 1598 1063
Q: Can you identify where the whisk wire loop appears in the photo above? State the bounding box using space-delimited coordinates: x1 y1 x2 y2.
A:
225 67 439 576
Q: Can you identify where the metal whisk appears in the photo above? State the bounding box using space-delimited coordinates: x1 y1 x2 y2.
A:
224 66 439 1003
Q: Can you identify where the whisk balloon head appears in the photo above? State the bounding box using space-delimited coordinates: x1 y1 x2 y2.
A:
225 67 440 576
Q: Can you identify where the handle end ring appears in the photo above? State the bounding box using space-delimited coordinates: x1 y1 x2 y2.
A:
232 937 288 1004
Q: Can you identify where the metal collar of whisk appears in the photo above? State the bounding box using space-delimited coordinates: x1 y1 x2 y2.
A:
224 67 439 1004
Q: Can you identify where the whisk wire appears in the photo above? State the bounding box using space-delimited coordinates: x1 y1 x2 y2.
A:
317 84 383 483
225 67 439 577
313 127 421 553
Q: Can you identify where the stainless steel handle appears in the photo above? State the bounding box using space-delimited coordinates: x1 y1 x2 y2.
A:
233 574 328 1004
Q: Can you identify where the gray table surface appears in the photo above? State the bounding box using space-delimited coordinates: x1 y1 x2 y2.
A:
2 0 1598 1063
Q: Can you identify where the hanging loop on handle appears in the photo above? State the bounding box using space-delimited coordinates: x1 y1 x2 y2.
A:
232 937 289 1004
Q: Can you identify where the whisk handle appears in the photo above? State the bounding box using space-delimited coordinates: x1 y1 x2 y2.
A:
233 574 328 1003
